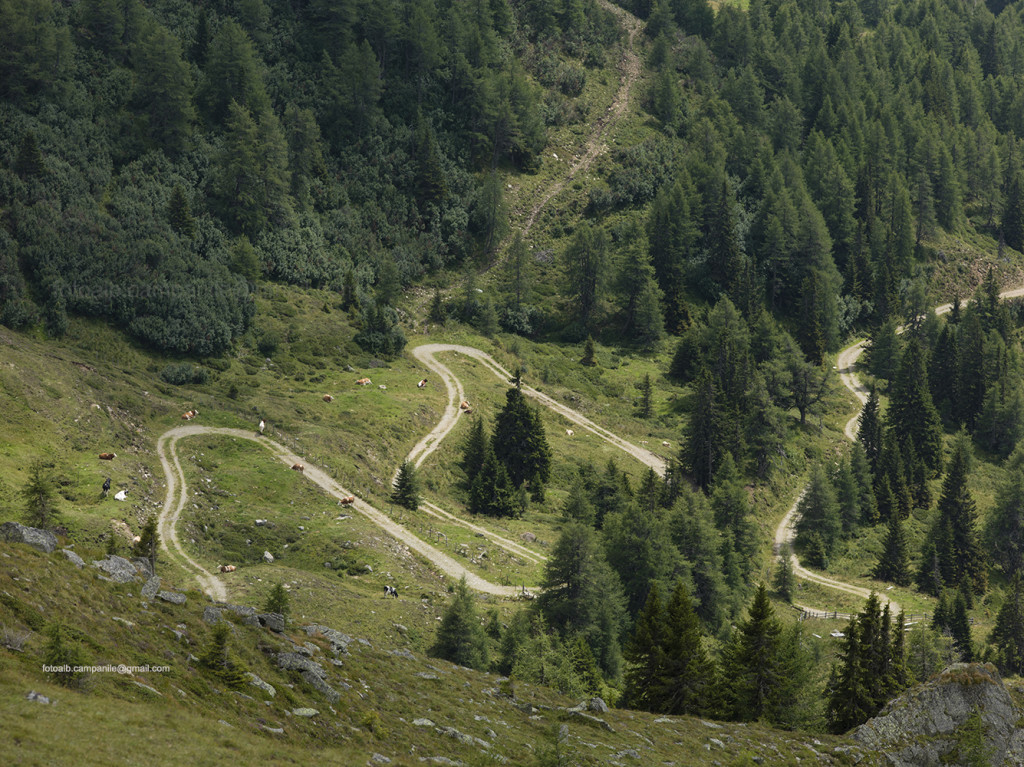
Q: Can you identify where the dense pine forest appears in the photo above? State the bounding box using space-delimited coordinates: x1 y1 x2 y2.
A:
9 0 1024 744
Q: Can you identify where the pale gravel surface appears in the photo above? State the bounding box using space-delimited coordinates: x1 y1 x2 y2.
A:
775 285 1024 615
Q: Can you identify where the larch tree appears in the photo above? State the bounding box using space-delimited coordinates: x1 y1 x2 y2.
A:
563 222 608 336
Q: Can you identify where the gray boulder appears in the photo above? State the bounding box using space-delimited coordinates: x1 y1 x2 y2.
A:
854 663 1024 766
157 591 186 605
291 708 318 717
131 558 154 579
219 603 256 617
61 549 84 568
263 550 274 563
302 624 354 655
276 652 325 678
1 522 57 553
202 606 223 624
588 697 609 713
257 613 285 633
92 555 138 583
247 672 276 698
141 577 161 600
301 670 340 703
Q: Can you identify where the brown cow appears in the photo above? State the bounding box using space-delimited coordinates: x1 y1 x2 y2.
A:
355 378 371 386
323 394 334 402
98 452 116 460
219 565 236 573
291 463 304 472
339 496 355 505
459 400 470 410
181 409 198 420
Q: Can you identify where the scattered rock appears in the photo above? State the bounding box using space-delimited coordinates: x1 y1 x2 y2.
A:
1 522 57 553
393 623 408 633
112 616 135 629
413 718 435 727
202 606 223 624
255 519 268 526
247 673 276 697
438 726 474 746
260 725 284 734
141 577 161 600
258 613 286 633
301 670 340 703
277 652 326 678
132 558 154 579
157 591 186 605
370 754 391 764
588 697 609 713
415 672 439 680
263 551 274 563
418 759 461 766
389 648 416 660
302 624 355 655
567 711 614 732
708 738 725 749
92 555 138 583
701 720 723 729
61 549 84 568
220 603 256 617
131 681 162 696
292 708 318 717
26 691 51 704
611 749 640 760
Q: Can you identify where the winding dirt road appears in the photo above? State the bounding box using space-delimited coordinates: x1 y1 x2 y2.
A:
157 345 663 601
776 284 1024 614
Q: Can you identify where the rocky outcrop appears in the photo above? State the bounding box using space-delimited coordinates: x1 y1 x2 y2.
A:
853 663 1024 766
1 522 57 553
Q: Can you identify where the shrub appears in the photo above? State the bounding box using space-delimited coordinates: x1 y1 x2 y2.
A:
160 363 209 385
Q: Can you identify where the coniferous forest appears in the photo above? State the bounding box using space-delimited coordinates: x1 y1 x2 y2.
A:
11 0 1024 746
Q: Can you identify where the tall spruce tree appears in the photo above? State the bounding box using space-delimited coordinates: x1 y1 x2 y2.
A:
722 585 792 724
493 379 551 496
657 580 713 715
392 460 420 510
795 464 842 566
887 337 944 476
623 582 667 711
987 445 1024 577
928 431 987 595
873 513 911 586
990 575 1024 675
430 576 489 670
858 385 883 474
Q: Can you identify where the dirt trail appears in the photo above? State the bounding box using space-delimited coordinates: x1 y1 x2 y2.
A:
157 425 527 600
777 284 1024 615
519 0 642 238
409 344 666 475
158 341 666 600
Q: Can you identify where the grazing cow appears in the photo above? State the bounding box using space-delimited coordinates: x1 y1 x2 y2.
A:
565 429 574 436
219 565 236 573
661 440 670 447
181 409 198 420
102 477 111 494
355 378 371 386
417 378 428 388
114 489 128 501
98 453 116 460
463 407 472 414
322 394 334 402
384 585 398 598
291 463 304 472
339 496 355 505
459 400 470 410
258 419 265 434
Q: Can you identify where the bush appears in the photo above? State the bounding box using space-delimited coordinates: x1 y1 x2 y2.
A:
160 363 210 385
42 623 88 687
